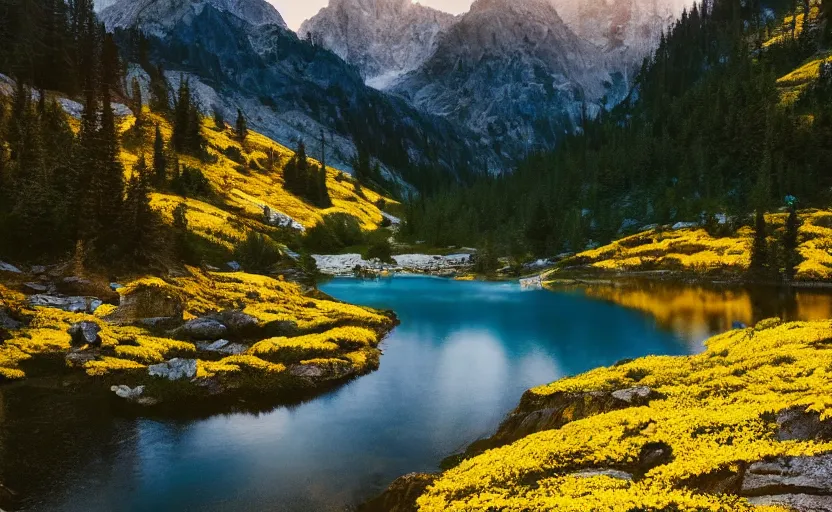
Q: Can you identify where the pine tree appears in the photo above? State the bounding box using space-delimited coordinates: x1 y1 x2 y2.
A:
153 123 167 187
749 210 769 279
235 108 247 141
213 108 224 130
131 77 144 130
122 154 154 259
783 197 801 281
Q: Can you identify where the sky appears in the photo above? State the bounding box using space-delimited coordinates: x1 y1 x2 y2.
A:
270 0 475 31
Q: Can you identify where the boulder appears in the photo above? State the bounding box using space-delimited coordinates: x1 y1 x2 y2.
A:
30 265 47 274
65 348 98 368
113 282 184 324
196 339 247 355
148 358 197 381
220 310 259 334
776 408 832 441
0 262 22 274
0 308 21 331
747 494 832 511
23 282 48 293
67 321 102 347
28 294 102 314
174 318 227 340
226 261 241 271
742 454 832 497
570 469 633 481
611 386 653 404
110 385 145 400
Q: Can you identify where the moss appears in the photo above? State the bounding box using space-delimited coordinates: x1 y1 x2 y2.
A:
417 320 832 511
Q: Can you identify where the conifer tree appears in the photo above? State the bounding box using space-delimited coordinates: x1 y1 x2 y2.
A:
153 123 167 187
235 108 247 142
122 154 154 259
131 77 144 130
749 210 769 279
783 196 801 281
213 108 224 130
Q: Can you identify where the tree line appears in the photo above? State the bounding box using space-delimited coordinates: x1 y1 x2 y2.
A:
403 0 832 273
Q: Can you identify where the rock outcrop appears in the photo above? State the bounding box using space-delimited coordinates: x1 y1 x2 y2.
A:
359 473 437 512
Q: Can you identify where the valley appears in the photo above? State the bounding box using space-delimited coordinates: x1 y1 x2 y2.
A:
1 0 832 510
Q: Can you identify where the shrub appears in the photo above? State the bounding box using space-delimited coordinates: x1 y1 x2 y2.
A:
365 238 393 263
304 213 366 253
222 145 245 165
233 232 284 274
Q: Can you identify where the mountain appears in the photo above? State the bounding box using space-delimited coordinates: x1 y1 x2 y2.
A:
553 0 688 85
100 0 288 35
390 0 614 154
299 0 456 89
100 0 496 189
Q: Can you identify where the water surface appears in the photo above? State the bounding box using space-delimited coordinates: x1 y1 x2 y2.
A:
1 276 828 511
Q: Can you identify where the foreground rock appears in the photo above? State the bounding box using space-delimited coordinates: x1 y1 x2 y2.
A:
173 317 227 340
68 321 102 347
148 359 197 381
742 454 832 497
28 294 102 314
196 339 247 355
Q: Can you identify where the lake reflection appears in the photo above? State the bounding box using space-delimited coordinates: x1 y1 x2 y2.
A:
576 279 832 344
0 276 828 512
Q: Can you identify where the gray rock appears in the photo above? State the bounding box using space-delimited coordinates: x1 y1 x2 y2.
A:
611 386 653 404
110 385 145 400
197 339 248 355
747 494 832 511
28 294 101 314
23 282 48 293
0 261 22 273
30 265 47 274
110 283 124 291
226 261 241 271
0 308 21 331
776 408 832 441
148 358 197 381
570 469 633 481
221 310 259 333
175 318 227 340
65 349 97 368
67 321 102 347
672 221 699 230
742 454 832 496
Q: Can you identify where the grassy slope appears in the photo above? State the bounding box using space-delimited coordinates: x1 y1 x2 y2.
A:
0 106 400 398
551 210 832 281
415 319 832 511
116 110 396 255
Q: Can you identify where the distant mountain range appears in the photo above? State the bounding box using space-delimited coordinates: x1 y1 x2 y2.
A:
95 0 686 187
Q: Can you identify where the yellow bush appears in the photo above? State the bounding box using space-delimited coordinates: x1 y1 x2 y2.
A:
84 357 147 376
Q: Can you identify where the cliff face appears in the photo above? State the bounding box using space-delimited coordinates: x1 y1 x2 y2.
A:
391 0 614 155
300 0 456 89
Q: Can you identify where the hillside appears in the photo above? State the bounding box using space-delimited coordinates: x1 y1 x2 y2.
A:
370 318 832 510
551 210 832 281
118 109 395 255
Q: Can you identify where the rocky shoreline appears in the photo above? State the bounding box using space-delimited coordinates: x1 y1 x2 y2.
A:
0 264 398 416
312 253 474 277
362 320 832 512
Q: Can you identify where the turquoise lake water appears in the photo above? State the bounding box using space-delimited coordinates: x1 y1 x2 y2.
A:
0 276 762 511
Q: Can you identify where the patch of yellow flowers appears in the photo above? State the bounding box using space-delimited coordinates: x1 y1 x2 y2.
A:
417 319 832 511
565 210 832 280
0 268 393 383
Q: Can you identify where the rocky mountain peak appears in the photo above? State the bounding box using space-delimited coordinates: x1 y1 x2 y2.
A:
100 0 287 35
299 0 456 89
